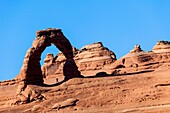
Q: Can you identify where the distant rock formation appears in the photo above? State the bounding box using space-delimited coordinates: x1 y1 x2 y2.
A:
130 44 143 53
41 47 79 78
75 42 116 71
110 41 170 73
152 41 170 53
17 40 170 80
41 53 54 78
41 42 116 77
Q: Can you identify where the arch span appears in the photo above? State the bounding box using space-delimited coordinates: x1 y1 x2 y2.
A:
19 28 80 84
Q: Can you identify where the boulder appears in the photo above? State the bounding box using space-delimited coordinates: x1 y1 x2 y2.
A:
52 98 79 110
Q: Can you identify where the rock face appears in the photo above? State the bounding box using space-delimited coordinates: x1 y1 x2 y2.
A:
52 98 78 110
130 44 143 53
18 28 80 84
75 42 116 72
42 42 116 77
3 37 170 111
110 41 170 73
15 28 81 104
41 53 55 78
152 41 170 53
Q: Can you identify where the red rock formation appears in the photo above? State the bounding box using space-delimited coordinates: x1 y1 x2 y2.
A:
15 28 81 104
41 42 116 77
75 42 116 74
18 28 80 85
3 38 170 110
152 41 170 53
110 41 170 74
5 39 170 107
130 44 143 53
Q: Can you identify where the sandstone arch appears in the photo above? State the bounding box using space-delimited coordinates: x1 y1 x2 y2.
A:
19 28 80 85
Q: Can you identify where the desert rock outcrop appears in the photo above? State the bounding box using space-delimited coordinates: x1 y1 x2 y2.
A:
16 28 81 104
42 42 116 78
130 44 143 53
110 41 170 74
75 42 116 71
152 41 170 53
2 38 170 112
18 28 80 84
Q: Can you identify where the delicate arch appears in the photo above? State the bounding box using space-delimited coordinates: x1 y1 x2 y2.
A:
19 28 80 84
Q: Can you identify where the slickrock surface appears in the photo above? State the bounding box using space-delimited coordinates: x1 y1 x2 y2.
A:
1 66 170 113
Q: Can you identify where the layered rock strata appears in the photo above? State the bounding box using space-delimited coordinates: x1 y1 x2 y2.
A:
152 41 170 53
42 42 116 77
110 41 170 73
75 42 116 72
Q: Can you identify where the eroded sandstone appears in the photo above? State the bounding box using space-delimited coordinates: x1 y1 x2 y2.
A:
16 28 81 104
1 38 170 112
110 41 170 74
41 42 116 78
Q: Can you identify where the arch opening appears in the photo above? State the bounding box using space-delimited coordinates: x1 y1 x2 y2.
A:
40 44 59 66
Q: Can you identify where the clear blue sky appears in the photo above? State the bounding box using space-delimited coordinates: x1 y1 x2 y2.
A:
1 0 170 81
